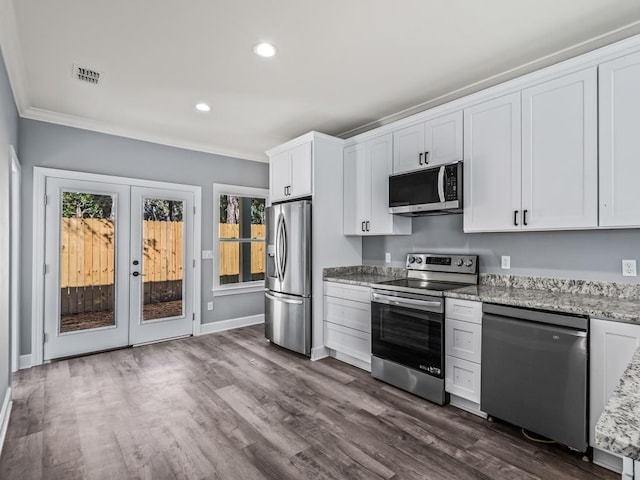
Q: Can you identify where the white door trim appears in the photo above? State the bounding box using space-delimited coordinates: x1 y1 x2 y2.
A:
10 146 20 373
32 167 202 366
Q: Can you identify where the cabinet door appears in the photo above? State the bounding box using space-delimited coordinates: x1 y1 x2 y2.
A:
270 151 290 202
424 111 463 167
393 123 424 174
366 134 393 235
590 319 640 446
289 141 313 199
343 144 367 235
521 68 598 229
463 92 522 232
599 52 640 227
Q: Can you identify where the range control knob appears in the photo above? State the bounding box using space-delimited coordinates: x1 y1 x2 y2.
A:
408 256 416 264
465 259 474 267
415 257 423 264
456 258 464 266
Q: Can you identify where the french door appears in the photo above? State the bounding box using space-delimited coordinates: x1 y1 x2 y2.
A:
43 178 195 360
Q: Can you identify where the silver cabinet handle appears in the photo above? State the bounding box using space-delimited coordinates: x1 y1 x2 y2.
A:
265 292 303 305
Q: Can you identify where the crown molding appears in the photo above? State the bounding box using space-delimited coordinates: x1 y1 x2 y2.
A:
339 19 640 140
21 107 268 163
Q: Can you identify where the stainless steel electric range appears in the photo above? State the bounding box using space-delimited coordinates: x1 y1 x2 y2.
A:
371 253 478 405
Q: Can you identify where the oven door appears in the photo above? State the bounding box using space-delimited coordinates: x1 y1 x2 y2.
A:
371 290 444 378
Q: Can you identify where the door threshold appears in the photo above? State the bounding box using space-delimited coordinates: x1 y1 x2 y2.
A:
132 334 191 347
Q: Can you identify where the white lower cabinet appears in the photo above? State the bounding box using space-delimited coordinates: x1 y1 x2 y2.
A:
590 318 640 474
323 282 371 371
444 298 485 416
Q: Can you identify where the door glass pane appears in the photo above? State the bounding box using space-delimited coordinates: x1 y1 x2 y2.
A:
142 198 184 321
218 195 265 285
59 192 115 333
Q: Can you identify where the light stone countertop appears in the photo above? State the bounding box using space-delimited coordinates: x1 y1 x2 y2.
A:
595 347 640 461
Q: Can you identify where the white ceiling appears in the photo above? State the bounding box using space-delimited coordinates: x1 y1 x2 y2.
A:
2 0 640 162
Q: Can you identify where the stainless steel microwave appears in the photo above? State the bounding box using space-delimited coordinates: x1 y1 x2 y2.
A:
388 161 462 216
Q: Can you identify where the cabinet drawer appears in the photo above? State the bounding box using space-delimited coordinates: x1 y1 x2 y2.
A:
445 356 481 404
324 281 371 304
445 298 482 324
445 318 482 363
324 322 370 360
324 295 371 333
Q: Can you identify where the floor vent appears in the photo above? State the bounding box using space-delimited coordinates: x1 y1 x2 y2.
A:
73 64 101 85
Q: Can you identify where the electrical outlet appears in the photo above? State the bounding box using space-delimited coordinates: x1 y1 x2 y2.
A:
622 259 637 277
385 252 391 263
207 301 214 310
201 250 213 259
501 256 511 269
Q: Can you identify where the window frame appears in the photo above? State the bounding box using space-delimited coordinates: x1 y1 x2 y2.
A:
212 183 269 296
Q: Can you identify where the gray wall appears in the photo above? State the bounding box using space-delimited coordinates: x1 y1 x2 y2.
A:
18 118 268 355
0 49 19 404
363 214 640 283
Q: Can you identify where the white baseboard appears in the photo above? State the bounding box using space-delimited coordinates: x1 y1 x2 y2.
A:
310 346 329 361
449 394 487 419
0 387 12 457
198 314 264 335
329 349 371 372
593 447 622 474
18 354 32 370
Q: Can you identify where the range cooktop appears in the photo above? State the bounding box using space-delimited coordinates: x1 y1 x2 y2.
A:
373 253 479 297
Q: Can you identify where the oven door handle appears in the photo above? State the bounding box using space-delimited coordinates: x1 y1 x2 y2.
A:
371 292 443 312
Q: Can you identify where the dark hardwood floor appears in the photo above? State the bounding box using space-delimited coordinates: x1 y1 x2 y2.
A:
0 325 616 480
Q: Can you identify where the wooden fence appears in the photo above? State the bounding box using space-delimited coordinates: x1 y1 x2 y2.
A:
60 219 266 289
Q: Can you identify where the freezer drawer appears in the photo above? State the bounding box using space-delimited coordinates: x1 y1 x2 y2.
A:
265 291 311 357
482 305 588 452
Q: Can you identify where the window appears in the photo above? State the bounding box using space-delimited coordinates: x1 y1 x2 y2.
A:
213 184 268 294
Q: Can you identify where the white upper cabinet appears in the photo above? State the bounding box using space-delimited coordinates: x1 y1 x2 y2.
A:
269 141 312 202
344 134 411 236
464 68 597 233
599 51 640 227
521 68 598 230
464 92 522 232
393 111 463 174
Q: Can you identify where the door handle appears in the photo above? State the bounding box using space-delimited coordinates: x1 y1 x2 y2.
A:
419 152 423 165
366 221 370 232
284 186 287 197
132 271 146 277
361 221 366 232
514 210 519 226
424 151 429 164
523 209 528 226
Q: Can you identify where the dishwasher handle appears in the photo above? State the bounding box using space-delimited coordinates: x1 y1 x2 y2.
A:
483 312 587 338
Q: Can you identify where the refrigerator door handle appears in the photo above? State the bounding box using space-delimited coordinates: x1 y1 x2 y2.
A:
265 292 303 305
274 214 282 281
280 214 288 280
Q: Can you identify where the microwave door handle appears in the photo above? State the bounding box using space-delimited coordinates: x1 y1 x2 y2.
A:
437 166 446 203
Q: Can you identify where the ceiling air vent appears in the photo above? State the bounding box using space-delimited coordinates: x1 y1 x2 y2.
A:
73 64 101 85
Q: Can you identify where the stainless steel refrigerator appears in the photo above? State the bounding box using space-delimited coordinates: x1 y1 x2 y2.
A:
264 199 312 356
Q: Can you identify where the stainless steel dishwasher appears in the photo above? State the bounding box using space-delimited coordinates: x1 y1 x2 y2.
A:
481 303 588 452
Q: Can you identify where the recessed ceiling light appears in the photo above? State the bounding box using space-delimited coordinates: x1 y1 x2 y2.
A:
195 103 211 112
253 42 277 58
